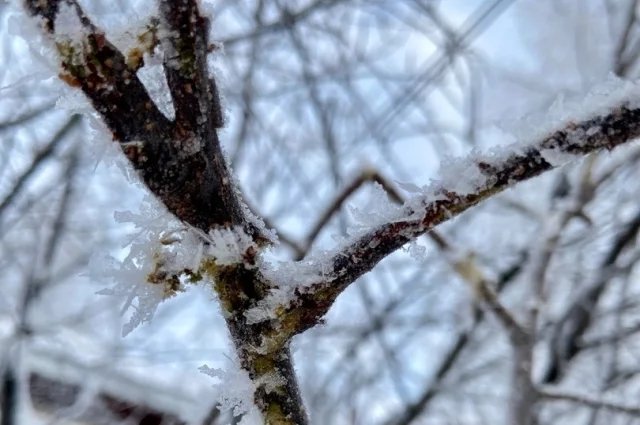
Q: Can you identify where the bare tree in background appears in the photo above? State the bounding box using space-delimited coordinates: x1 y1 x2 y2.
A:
4 1 640 425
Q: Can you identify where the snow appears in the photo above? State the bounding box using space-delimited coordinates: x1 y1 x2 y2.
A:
244 271 299 324
348 183 405 230
501 74 640 143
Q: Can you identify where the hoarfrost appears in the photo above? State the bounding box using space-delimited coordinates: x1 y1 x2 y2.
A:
94 196 204 336
53 2 89 44
137 58 176 120
349 183 402 231
244 287 295 324
240 200 278 244
540 149 576 167
396 180 423 194
199 226 256 266
435 154 489 196
406 240 427 262
84 114 135 174
94 257 165 338
199 364 256 418
244 259 329 325
501 73 640 146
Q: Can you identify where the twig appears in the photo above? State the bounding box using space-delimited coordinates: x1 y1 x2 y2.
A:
389 256 526 425
24 0 263 237
542 208 640 383
0 116 79 219
300 168 448 261
24 1 300 423
539 388 640 417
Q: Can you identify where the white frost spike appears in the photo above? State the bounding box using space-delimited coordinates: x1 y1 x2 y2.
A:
95 197 200 336
53 2 89 45
199 364 256 417
396 180 423 194
246 74 640 327
406 240 427 262
540 149 576 167
349 183 402 231
203 226 256 266
91 251 166 337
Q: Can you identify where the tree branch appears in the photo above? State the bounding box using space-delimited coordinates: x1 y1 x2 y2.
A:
281 104 640 333
539 387 640 417
22 2 640 424
156 0 251 233
542 207 640 384
24 1 295 423
24 0 264 238
0 115 79 219
389 255 526 425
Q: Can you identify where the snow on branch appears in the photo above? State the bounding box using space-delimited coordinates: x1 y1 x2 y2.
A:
23 0 173 142
250 78 640 331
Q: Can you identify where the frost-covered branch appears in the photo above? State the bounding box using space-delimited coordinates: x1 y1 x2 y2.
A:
24 0 172 139
255 96 640 334
301 168 525 335
23 1 300 423
23 0 264 238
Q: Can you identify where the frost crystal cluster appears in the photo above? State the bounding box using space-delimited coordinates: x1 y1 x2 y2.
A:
93 197 256 336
